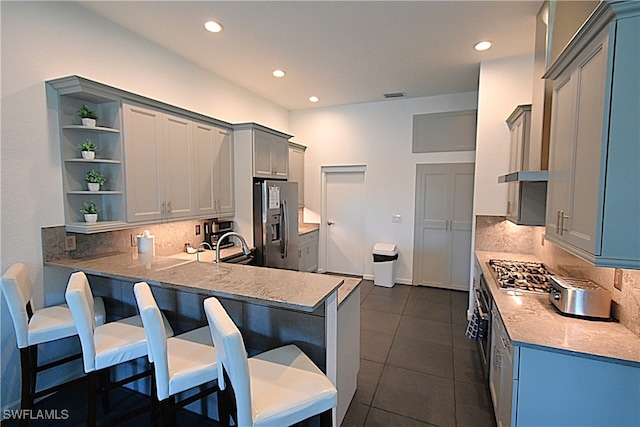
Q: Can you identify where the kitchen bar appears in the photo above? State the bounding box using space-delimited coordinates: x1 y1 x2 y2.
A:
44 252 361 424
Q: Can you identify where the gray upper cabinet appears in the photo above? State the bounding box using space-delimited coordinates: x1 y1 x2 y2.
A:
253 128 289 179
48 77 126 233
288 142 306 207
123 103 195 222
504 105 548 226
193 121 234 217
544 2 640 269
48 76 235 232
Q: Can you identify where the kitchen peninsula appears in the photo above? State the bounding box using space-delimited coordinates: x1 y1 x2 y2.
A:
45 252 360 424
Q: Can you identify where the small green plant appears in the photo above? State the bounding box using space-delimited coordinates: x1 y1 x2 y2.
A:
84 170 105 185
78 139 98 152
77 104 98 120
80 201 98 214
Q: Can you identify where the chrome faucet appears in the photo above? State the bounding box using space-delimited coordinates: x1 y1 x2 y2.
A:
196 242 213 262
216 232 250 263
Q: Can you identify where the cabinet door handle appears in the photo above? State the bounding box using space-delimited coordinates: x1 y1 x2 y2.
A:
560 211 569 235
161 201 166 215
556 210 562 234
167 201 171 213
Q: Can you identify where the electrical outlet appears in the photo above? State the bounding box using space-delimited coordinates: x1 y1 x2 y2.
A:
195 225 201 235
131 234 137 247
614 268 623 291
64 235 76 251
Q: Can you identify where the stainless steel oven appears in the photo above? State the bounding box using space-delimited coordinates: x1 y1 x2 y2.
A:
473 272 492 378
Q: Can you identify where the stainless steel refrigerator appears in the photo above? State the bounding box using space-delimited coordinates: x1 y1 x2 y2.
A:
253 180 299 270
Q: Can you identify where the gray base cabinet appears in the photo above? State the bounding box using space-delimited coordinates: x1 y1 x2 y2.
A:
489 305 640 426
299 230 319 272
544 2 640 268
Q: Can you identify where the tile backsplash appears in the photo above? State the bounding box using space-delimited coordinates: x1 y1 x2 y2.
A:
475 215 640 339
42 219 206 262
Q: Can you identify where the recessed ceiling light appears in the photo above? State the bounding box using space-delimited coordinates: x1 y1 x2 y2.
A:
272 70 286 78
204 21 223 33
308 96 319 103
474 41 492 51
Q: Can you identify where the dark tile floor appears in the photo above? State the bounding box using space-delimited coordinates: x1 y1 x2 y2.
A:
342 280 496 427
3 281 495 427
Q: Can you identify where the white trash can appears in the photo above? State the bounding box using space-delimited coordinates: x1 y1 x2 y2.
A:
372 243 398 287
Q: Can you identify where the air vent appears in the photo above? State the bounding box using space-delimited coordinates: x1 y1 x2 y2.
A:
384 92 405 99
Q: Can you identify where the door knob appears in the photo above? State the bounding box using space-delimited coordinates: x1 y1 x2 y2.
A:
327 221 335 225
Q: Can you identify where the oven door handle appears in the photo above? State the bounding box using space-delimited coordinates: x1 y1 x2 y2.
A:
474 289 489 321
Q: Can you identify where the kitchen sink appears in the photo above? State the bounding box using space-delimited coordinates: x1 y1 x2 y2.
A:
221 250 256 265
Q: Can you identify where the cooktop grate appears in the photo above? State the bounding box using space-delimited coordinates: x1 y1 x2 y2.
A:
488 259 553 294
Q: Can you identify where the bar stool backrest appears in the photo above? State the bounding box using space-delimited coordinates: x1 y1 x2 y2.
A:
204 297 253 426
133 282 170 399
65 271 98 372
1 263 34 348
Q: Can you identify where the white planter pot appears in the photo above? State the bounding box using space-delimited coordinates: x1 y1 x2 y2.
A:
87 182 100 192
81 118 96 127
81 151 95 160
84 213 98 223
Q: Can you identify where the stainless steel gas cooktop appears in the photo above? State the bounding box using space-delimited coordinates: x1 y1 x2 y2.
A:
488 259 553 294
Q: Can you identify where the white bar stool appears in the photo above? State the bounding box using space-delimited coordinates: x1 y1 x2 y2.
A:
1 263 106 425
133 282 219 427
203 296 337 427
65 271 173 427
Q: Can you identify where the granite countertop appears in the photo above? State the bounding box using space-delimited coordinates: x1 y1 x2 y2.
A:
476 251 640 367
47 252 344 313
299 222 320 236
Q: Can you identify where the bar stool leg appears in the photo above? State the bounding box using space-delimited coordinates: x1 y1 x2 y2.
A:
87 371 98 427
19 347 32 427
29 345 38 398
99 369 111 413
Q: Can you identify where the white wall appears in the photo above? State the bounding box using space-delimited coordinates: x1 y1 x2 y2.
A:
0 1 288 410
473 54 535 215
290 93 478 284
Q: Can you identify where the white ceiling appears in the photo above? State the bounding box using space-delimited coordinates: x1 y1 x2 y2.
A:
79 1 542 111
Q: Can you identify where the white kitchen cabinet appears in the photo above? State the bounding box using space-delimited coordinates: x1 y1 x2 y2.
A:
123 103 194 222
288 142 306 207
544 3 640 269
299 229 319 272
49 77 127 233
193 121 234 217
253 128 289 179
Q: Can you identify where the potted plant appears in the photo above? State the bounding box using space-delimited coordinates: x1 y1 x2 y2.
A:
78 104 98 127
84 170 105 191
80 201 99 223
78 139 98 159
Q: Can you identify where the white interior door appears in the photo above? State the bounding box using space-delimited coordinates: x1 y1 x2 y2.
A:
413 163 474 291
321 165 365 276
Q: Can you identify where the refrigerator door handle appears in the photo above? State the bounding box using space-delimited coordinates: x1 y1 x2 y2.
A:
281 199 289 259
